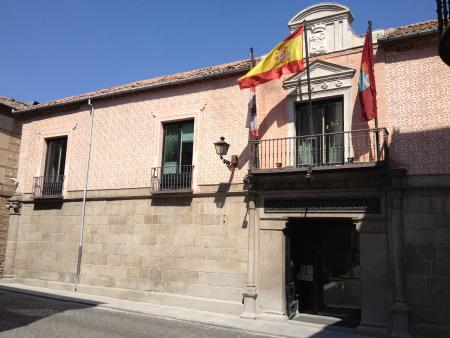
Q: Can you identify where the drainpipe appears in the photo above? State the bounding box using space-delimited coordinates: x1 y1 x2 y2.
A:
75 99 95 290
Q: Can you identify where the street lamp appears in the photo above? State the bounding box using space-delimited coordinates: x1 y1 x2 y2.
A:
214 137 238 170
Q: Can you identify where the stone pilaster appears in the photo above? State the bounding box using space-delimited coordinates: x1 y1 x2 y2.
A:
3 194 22 278
241 196 258 318
389 171 411 338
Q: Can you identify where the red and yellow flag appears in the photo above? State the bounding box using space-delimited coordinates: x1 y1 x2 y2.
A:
238 25 305 89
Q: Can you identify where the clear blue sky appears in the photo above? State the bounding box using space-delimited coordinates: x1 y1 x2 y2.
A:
0 1 434 103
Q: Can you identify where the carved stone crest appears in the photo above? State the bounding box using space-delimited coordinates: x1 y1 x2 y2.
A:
7 200 22 215
310 24 327 55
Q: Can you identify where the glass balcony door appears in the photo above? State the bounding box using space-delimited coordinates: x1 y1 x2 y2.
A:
42 137 67 196
295 97 344 166
161 120 194 190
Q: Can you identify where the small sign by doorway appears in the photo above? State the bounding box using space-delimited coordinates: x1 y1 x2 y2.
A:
298 264 314 282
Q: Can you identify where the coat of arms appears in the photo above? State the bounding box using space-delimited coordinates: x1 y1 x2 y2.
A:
275 46 289 64
310 24 327 55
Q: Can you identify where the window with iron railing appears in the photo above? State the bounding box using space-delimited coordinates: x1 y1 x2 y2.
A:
33 136 67 198
151 120 194 193
252 97 388 170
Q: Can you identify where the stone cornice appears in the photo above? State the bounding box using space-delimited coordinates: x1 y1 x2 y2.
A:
283 60 355 91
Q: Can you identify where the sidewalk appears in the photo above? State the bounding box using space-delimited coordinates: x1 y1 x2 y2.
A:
0 281 370 338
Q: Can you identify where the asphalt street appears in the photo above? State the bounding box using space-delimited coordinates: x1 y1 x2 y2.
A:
0 290 276 338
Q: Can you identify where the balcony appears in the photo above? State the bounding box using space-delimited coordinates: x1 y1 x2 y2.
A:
251 128 388 173
150 165 194 193
32 175 65 199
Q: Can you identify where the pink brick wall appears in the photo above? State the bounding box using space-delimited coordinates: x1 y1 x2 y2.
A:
17 76 250 192
16 48 389 193
18 108 89 193
17 39 449 193
384 41 450 175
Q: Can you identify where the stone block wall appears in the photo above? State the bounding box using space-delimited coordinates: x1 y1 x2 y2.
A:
14 202 79 283
0 196 10 275
0 109 22 277
403 177 450 336
13 193 248 314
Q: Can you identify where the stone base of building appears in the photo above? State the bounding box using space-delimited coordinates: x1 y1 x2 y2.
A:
390 302 411 338
356 323 390 338
413 323 450 338
6 277 243 315
4 174 450 337
241 290 257 319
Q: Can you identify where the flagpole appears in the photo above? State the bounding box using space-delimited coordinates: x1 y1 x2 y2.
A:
250 47 255 68
303 20 314 136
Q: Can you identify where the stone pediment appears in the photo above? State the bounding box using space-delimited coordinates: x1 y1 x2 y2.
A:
283 60 355 92
288 3 352 29
287 2 363 55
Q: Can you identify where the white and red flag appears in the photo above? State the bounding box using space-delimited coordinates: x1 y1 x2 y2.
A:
249 89 259 138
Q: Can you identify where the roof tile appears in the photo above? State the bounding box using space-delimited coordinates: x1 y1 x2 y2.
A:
16 59 252 113
0 97 29 110
383 20 438 39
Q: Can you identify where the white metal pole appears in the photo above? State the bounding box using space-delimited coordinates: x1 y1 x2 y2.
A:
75 99 95 290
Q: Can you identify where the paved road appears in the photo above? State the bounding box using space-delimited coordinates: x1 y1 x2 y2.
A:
0 290 276 338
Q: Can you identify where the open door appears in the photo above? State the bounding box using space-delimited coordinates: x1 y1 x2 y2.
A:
286 219 361 326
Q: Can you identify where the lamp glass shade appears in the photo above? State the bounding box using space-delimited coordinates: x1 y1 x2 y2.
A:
214 137 230 156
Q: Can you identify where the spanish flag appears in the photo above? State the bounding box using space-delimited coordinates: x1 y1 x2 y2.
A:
238 25 305 89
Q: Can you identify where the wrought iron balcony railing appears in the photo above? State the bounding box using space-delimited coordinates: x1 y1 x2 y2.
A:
252 128 388 171
32 175 65 199
150 165 194 193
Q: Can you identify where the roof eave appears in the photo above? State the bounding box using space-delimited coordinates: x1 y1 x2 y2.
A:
14 66 248 115
378 27 438 43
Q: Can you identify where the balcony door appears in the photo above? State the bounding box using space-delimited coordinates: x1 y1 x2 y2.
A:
161 120 194 190
296 97 344 166
42 137 67 196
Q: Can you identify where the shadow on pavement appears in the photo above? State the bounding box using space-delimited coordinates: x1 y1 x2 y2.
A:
0 285 101 333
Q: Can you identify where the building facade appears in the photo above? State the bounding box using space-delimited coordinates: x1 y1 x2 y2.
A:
0 97 26 276
3 3 450 338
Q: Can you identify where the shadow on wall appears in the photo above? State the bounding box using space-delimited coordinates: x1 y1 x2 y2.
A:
234 96 289 174
151 195 193 207
33 200 64 210
351 96 374 162
213 170 235 208
258 96 289 141
0 286 100 333
389 126 450 174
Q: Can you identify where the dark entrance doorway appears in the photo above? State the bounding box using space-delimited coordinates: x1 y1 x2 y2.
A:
285 218 361 327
